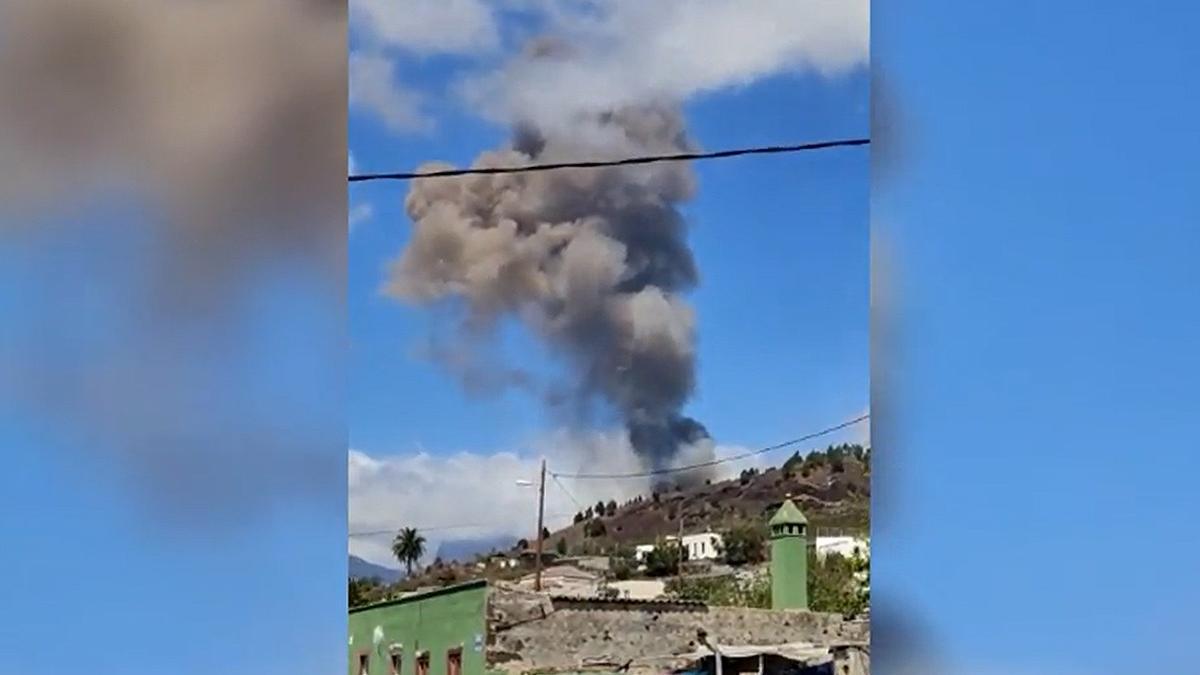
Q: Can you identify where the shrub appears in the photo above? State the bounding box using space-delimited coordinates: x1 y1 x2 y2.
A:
584 518 607 538
808 550 870 618
610 557 634 581
781 451 804 475
666 574 769 608
644 542 687 577
719 525 767 566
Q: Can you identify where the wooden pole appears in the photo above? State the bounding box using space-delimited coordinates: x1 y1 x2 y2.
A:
534 458 547 592
677 514 684 586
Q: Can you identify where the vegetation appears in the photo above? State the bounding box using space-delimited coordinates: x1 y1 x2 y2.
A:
528 450 870 579
608 545 636 581
584 518 607 538
808 549 870 617
348 577 384 608
555 537 568 555
781 443 870 479
667 574 770 608
643 541 687 577
391 527 426 576
718 524 768 566
664 549 868 617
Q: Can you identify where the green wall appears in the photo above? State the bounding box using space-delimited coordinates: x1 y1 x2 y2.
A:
770 527 809 610
349 580 488 675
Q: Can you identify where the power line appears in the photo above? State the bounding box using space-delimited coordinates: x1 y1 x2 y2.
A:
551 473 585 512
549 413 869 480
348 138 869 182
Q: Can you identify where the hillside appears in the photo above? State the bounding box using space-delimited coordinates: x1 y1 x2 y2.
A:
349 555 402 583
546 443 869 555
349 444 869 607
434 535 518 564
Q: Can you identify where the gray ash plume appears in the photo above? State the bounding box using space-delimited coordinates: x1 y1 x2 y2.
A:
387 98 711 477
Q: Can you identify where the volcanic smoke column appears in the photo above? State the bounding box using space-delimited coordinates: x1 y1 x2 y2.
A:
385 104 713 476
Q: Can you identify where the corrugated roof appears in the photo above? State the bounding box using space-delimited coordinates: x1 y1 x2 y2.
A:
549 594 707 609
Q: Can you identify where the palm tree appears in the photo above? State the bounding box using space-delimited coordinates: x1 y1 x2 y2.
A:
392 527 426 577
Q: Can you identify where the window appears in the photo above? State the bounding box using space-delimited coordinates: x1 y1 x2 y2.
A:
416 653 429 675
447 648 462 675
358 653 369 675
389 652 402 675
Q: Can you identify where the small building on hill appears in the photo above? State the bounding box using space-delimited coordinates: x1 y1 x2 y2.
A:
682 531 722 561
815 536 869 561
633 531 723 564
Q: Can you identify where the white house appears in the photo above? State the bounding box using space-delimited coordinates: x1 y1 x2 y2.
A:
815 536 869 560
681 532 723 561
634 544 656 562
633 532 724 563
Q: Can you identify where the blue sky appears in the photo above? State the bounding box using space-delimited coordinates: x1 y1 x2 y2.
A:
873 1 1200 671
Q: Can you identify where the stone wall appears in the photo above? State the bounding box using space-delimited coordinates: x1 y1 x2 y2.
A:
486 592 868 674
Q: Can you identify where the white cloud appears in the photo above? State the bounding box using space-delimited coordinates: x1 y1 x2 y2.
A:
348 429 766 567
460 0 869 129
349 52 433 134
349 202 374 232
350 0 498 55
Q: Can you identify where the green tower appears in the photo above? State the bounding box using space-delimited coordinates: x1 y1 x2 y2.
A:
769 496 809 610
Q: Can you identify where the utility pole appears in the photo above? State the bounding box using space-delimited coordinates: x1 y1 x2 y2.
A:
534 458 547 592
677 512 684 586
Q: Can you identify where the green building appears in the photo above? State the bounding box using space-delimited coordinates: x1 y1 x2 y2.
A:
349 579 493 675
769 496 809 610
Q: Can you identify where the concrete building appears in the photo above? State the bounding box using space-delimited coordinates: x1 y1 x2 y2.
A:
349 579 490 675
513 565 600 596
633 543 655 562
682 531 723 561
815 536 869 561
633 531 723 564
489 589 867 675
